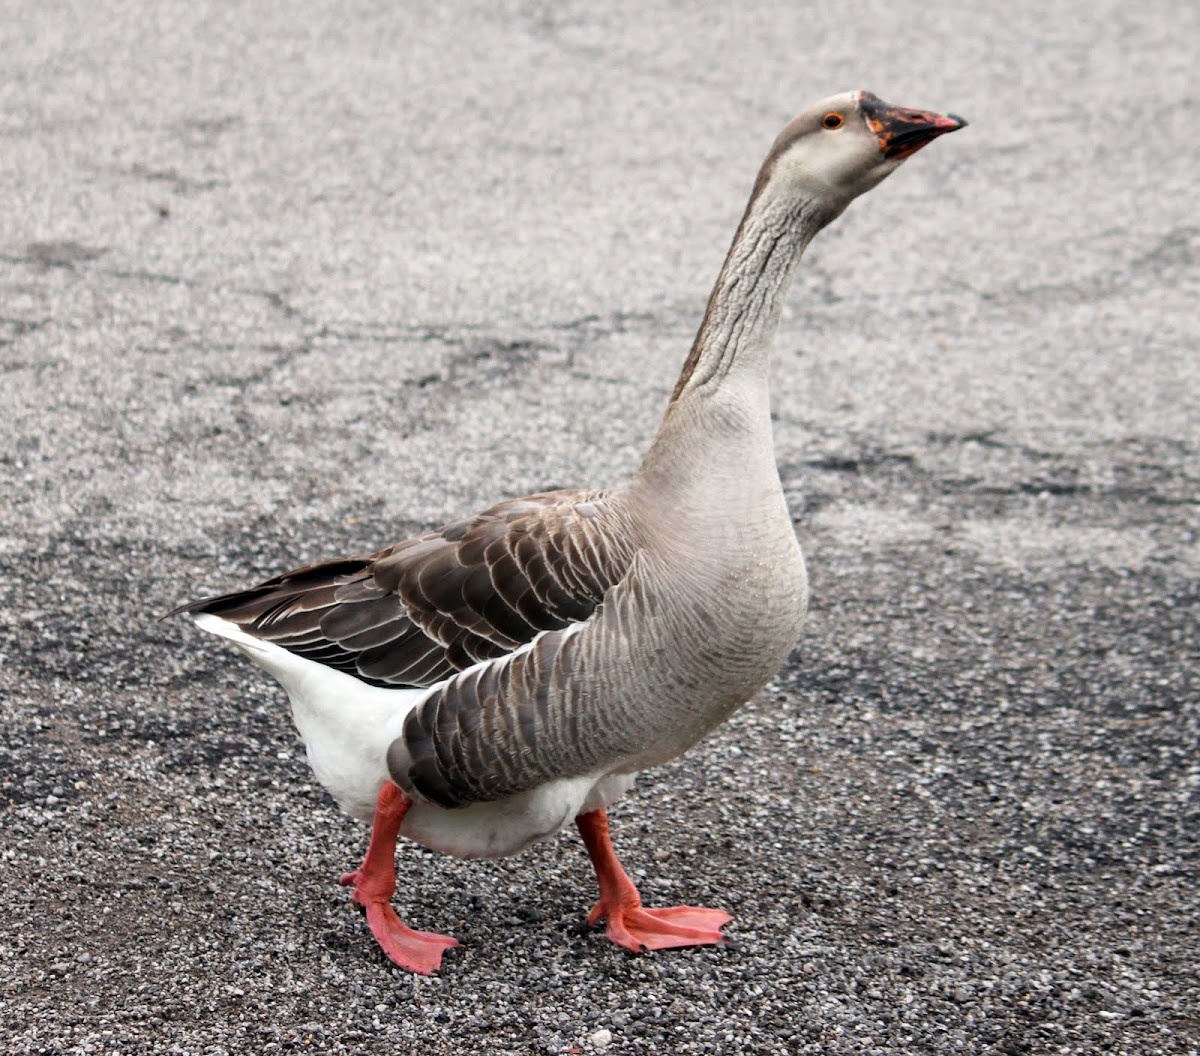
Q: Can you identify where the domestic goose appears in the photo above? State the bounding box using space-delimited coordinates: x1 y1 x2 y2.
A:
175 91 966 974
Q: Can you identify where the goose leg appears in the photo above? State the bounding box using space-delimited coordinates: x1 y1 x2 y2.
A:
338 782 458 974
575 807 732 952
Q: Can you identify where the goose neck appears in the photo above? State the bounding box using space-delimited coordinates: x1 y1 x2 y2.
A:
640 184 832 484
672 190 829 404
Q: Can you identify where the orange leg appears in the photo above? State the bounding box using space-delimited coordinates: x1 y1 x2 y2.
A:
575 807 732 952
338 782 458 974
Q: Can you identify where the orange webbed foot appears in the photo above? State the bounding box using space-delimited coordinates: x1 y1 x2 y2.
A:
588 899 732 952
576 808 733 955
341 784 459 974
359 898 459 975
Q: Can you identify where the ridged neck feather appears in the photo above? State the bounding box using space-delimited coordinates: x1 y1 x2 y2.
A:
639 174 836 485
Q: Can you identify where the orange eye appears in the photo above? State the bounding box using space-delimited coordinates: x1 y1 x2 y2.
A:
822 112 844 129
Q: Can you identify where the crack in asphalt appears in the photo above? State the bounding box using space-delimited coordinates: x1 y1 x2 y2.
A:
114 163 229 195
1 248 676 398
949 225 1200 309
0 316 50 352
514 5 770 121
781 428 1199 517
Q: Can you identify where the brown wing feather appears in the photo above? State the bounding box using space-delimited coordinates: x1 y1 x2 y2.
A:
174 490 637 689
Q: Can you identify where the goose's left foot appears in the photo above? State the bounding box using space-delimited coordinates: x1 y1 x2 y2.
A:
575 807 732 953
340 782 459 975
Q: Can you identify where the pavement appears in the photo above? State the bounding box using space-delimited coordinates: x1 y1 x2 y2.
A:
2 1 1197 1053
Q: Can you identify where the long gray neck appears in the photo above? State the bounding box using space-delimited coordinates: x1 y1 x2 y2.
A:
639 179 834 487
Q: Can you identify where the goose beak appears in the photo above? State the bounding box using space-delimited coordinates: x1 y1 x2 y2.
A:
857 91 967 160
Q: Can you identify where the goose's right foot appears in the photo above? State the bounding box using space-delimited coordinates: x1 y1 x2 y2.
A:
340 782 458 974
586 899 733 952
576 807 731 953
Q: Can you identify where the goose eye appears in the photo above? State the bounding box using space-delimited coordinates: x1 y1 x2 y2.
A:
822 113 844 130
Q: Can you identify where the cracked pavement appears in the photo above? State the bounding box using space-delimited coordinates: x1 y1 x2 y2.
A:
2 1 1197 1054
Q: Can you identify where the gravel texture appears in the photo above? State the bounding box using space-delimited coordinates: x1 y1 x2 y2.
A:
2 1 1198 1054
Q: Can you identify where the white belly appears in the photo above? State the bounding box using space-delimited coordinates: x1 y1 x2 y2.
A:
402 772 635 859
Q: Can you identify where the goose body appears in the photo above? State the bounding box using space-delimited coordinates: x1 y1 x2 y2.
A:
176 91 965 972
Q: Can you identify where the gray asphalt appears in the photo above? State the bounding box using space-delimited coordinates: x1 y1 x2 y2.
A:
2 1 1197 1053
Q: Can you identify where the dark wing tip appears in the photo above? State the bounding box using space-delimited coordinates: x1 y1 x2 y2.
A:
164 555 376 624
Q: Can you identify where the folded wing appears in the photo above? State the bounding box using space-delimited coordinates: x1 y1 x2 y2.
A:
176 490 637 689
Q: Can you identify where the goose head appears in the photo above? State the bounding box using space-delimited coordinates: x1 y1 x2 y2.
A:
755 90 967 216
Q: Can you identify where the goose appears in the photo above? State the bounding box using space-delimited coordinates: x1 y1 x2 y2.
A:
174 90 965 974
